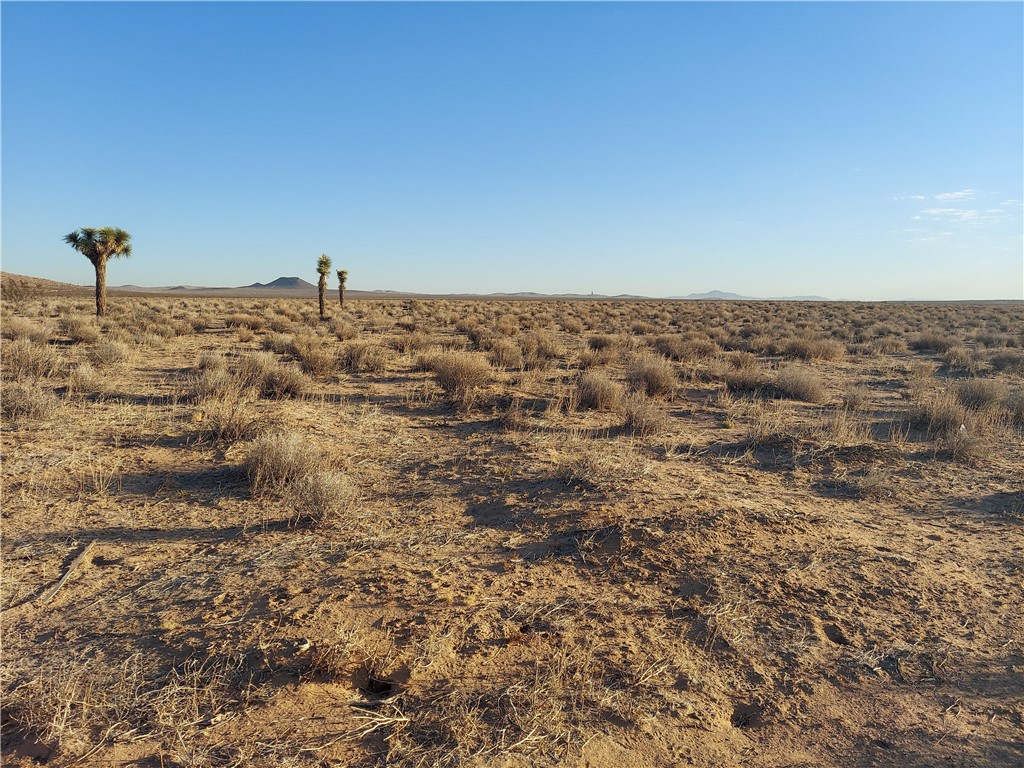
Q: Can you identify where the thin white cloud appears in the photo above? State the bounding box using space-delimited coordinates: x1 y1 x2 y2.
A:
934 189 976 201
920 207 980 222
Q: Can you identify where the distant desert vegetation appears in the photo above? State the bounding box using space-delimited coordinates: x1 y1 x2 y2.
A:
2 282 1022 767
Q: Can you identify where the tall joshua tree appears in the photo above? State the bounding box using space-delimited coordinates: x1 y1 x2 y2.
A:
336 269 348 307
63 227 133 318
316 254 332 320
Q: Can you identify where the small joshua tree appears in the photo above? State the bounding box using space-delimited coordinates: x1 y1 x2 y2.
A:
316 254 332 320
336 269 348 307
63 227 133 318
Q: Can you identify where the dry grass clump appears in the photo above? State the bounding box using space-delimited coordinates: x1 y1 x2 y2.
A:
911 331 959 353
840 385 870 412
237 352 309 399
625 353 677 398
488 337 524 369
430 351 492 407
340 341 394 374
853 468 894 500
910 390 963 438
519 331 562 369
329 317 358 340
4 316 52 343
225 312 266 331
712 356 769 395
393 330 437 355
3 338 63 379
783 336 845 362
2 379 60 422
746 400 799 447
988 350 1024 374
193 390 260 443
652 335 719 362
87 339 133 369
261 332 293 355
955 378 1008 412
623 393 670 436
287 469 358 527
246 431 322 495
289 334 336 376
575 371 624 412
773 365 828 403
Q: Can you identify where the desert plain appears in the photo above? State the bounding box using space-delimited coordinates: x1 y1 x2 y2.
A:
1 274 1022 767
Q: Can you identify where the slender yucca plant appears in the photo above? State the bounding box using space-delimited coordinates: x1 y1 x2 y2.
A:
336 269 348 307
63 227 133 318
316 254 332 320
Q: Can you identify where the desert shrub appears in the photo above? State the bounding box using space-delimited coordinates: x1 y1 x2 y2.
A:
561 317 584 334
430 351 492 407
87 339 132 368
840 385 870 412
495 315 519 336
519 331 562 370
66 362 103 399
195 350 228 372
955 378 1008 412
715 363 769 394
911 331 958 353
652 335 687 360
187 366 236 402
3 339 63 379
910 390 963 438
746 400 799 447
261 332 293 355
905 361 936 401
626 353 677 398
329 317 358 341
246 431 321 495
2 380 59 422
587 334 621 352
287 470 357 527
4 317 51 343
870 336 907 355
488 337 524 369
393 331 436 354
236 326 255 343
988 351 1024 374
289 334 336 376
340 341 393 374
942 344 984 374
237 352 309 399
194 391 260 443
225 313 265 331
937 428 994 465
575 371 624 412
783 336 845 362
623 393 670 436
773 365 827 403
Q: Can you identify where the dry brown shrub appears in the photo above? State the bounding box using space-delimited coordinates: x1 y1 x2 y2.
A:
246 431 322 495
783 336 845 362
626 353 677 398
773 365 827 403
2 379 60 422
575 371 624 412
3 339 63 379
340 341 394 374
955 378 1008 412
430 351 492 407
225 313 266 331
237 352 309 399
910 390 963 438
329 317 358 341
623 392 670 436
488 337 524 369
911 331 958 353
289 334 336 376
287 470 358 527
87 339 133 369
519 331 562 370
4 317 52 344
988 350 1024 374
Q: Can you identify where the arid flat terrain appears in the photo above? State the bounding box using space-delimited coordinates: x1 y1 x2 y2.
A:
2 283 1022 767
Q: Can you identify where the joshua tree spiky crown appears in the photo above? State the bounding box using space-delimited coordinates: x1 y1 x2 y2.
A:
336 269 347 285
317 254 332 276
63 227 133 317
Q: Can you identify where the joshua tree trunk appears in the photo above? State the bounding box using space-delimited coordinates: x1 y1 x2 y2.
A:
318 275 327 320
94 259 107 318
338 284 344 307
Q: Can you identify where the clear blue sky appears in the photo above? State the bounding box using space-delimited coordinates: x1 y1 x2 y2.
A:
3 1 1022 300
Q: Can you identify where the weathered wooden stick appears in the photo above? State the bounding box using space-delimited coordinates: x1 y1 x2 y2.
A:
36 540 96 605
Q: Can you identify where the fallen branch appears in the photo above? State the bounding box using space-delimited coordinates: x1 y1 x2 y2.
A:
36 540 96 605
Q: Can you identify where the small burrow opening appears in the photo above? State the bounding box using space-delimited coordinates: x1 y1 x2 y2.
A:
352 664 405 699
731 702 762 729
823 623 850 645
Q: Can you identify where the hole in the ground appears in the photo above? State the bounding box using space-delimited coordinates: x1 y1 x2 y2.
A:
823 623 850 645
731 702 762 728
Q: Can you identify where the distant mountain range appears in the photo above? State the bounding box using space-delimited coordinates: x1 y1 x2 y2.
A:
669 290 831 301
244 276 317 290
